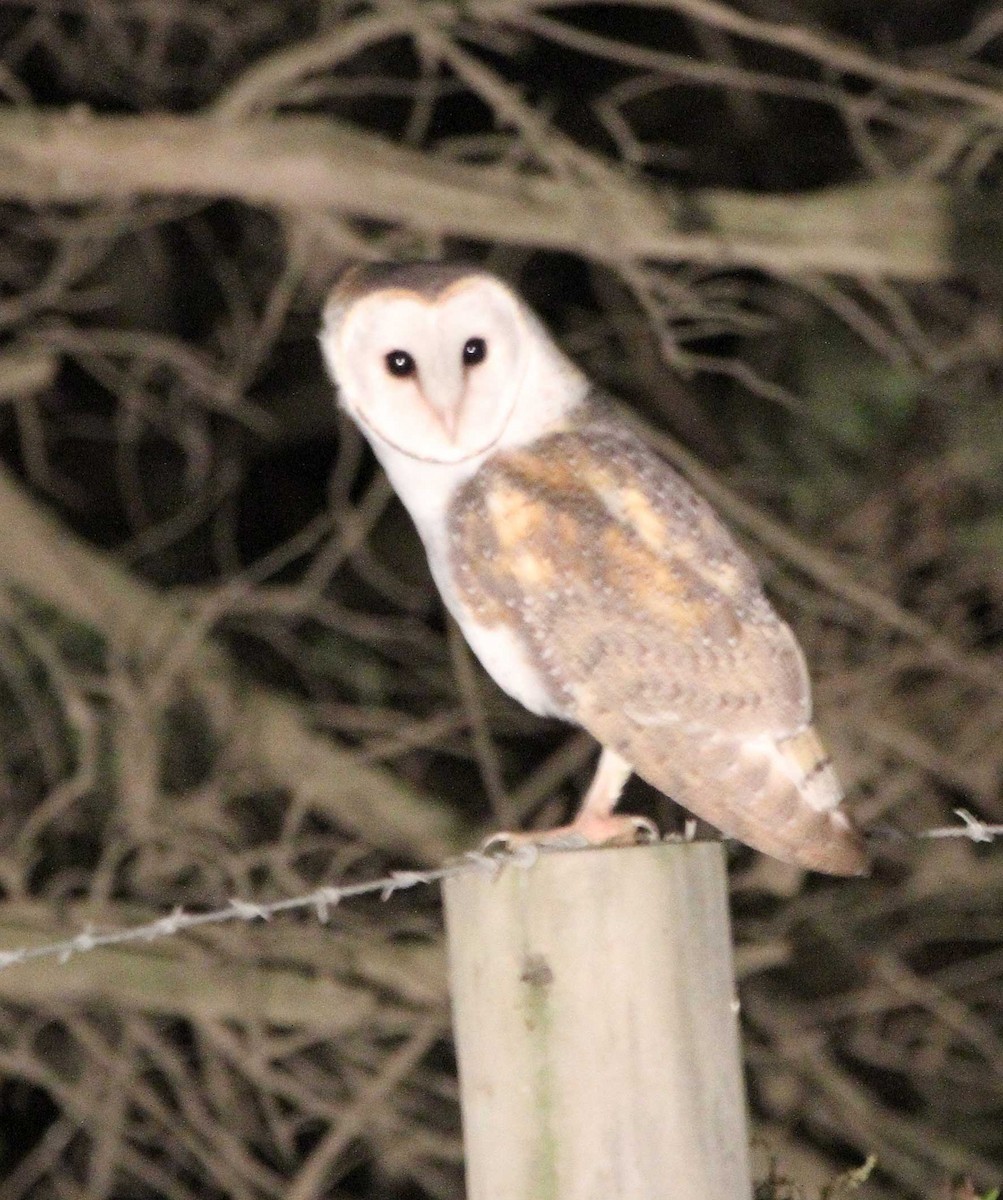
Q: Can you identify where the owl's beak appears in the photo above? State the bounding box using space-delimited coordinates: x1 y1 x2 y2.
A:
419 360 465 442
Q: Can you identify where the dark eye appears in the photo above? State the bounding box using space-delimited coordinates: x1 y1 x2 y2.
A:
385 349 416 378
462 337 487 367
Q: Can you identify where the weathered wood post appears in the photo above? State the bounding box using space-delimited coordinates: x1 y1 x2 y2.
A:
443 841 752 1200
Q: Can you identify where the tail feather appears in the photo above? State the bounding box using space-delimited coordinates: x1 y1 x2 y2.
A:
625 722 868 876
740 725 868 875
774 725 842 812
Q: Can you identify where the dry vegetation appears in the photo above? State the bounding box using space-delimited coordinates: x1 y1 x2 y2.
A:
0 1 1001 1197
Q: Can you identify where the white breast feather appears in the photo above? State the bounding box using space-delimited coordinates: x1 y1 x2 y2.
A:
412 502 557 719
449 615 558 717
353 336 586 722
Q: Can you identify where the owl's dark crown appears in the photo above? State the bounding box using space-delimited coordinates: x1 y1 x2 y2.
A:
332 260 491 308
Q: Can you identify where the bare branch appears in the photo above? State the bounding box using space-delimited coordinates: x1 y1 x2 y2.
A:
0 461 472 862
0 109 951 278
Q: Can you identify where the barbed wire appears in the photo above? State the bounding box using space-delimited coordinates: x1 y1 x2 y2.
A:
916 808 1003 842
0 811 998 974
0 853 497 973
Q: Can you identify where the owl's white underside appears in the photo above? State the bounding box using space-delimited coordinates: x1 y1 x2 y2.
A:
446 594 560 717
365 441 560 719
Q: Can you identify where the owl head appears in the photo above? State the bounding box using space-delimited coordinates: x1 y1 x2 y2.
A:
320 262 588 467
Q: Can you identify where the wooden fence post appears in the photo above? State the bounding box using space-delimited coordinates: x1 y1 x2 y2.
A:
443 841 752 1200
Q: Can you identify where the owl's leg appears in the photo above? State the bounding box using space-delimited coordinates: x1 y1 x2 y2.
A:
484 747 658 851
569 747 658 844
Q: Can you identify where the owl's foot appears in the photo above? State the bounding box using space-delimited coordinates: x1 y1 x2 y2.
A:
482 813 659 854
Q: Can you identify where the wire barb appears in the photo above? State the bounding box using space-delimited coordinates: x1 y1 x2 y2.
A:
918 808 1003 843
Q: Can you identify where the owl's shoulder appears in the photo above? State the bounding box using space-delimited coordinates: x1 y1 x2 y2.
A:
446 396 765 619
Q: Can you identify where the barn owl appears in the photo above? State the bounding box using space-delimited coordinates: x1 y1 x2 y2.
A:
320 262 867 875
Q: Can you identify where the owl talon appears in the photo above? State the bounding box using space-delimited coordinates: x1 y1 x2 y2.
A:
481 830 589 856
481 814 659 855
630 816 661 844
589 814 660 846
480 830 527 856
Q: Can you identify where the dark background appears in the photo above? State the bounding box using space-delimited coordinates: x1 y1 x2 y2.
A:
0 2 1000 1197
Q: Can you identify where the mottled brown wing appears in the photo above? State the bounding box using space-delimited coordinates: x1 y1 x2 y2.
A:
450 417 810 734
448 413 867 873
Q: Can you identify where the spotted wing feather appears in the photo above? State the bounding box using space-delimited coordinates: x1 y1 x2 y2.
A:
447 410 867 874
